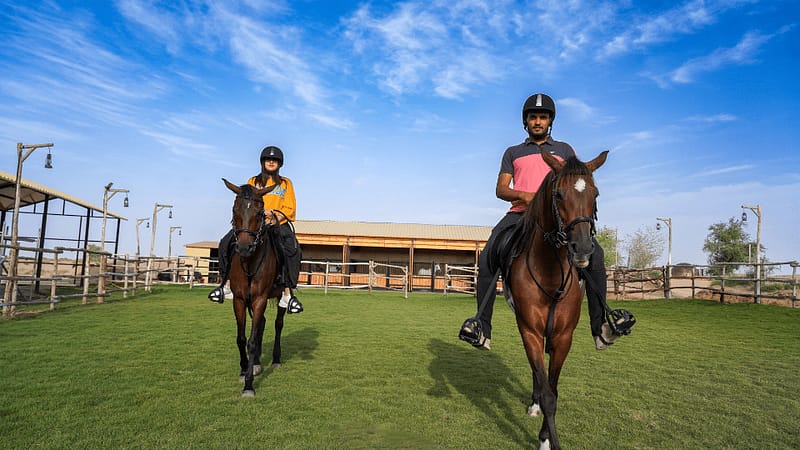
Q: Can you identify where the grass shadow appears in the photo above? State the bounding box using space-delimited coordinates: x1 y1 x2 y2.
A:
426 338 536 446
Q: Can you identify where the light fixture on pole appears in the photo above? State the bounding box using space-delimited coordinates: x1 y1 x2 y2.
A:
741 204 762 302
98 182 128 303
101 182 129 253
149 203 173 256
3 142 54 318
135 218 150 258
168 226 182 258
656 217 673 298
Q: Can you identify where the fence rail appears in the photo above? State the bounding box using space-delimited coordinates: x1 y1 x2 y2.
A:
2 241 798 318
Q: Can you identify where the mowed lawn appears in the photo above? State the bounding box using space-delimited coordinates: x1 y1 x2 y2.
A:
1 287 799 449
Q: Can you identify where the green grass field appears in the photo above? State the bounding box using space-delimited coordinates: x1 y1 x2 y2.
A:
1 287 799 449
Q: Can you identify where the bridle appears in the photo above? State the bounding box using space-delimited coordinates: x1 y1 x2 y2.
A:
232 196 268 257
528 171 598 302
543 172 597 249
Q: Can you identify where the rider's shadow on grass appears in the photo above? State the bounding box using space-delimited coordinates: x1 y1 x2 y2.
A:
426 338 535 445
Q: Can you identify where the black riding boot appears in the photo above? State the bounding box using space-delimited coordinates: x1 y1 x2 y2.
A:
208 230 235 304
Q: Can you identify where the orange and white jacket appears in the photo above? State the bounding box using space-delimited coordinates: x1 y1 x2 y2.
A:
247 175 296 223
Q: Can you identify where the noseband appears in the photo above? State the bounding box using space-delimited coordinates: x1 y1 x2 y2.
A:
543 172 597 249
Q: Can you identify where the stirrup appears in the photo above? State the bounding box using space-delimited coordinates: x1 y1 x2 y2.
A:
607 308 636 336
458 317 488 349
208 286 225 304
287 296 303 314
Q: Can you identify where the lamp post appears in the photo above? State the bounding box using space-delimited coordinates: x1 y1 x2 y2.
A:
3 142 54 318
135 218 149 258
168 226 182 258
98 183 129 303
741 204 762 303
656 217 672 298
149 203 173 257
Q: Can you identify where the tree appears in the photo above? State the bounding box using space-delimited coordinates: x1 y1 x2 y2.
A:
702 217 752 272
624 226 665 268
595 226 620 268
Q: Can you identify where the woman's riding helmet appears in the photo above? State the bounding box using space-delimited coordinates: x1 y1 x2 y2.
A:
260 146 284 167
522 93 556 125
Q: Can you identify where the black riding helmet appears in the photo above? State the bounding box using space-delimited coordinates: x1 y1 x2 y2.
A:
260 146 284 167
522 93 556 125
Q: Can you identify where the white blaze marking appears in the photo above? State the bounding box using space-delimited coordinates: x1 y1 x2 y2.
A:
574 178 587 192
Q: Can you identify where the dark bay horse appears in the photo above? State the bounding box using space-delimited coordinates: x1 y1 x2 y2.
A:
508 150 608 450
223 178 287 398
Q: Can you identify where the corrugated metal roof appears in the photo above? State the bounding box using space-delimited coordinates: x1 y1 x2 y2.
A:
0 169 126 220
294 220 491 241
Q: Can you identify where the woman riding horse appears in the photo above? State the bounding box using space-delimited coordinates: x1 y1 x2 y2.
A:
209 146 303 315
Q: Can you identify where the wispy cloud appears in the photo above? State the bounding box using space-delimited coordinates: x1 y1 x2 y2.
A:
686 113 738 123
343 2 505 98
597 0 757 59
692 164 754 177
666 30 775 84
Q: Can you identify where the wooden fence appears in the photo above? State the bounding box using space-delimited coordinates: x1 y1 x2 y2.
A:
2 241 797 318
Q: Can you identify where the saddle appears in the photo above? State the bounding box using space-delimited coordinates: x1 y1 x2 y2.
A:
488 219 527 286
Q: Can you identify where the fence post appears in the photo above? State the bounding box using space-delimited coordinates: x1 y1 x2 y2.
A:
791 262 798 309
663 265 671 299
145 257 153 292
368 260 374 294
123 256 129 299
753 261 761 305
720 265 726 304
50 249 59 311
98 253 107 303
324 261 329 295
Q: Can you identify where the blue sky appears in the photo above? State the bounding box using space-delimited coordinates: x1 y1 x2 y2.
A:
1 0 798 266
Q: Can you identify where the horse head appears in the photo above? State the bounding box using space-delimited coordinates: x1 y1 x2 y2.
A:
223 178 277 258
540 150 608 268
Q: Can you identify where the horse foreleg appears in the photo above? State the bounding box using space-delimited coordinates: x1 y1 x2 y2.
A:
234 301 248 382
518 327 557 449
242 299 267 398
541 329 576 449
252 314 266 377
272 305 287 367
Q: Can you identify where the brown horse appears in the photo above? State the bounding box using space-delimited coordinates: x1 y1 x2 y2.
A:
508 150 608 450
223 178 287 398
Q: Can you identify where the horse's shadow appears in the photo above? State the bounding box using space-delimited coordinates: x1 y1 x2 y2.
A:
257 326 319 381
426 338 536 445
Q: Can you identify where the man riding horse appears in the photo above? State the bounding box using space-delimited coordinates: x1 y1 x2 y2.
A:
459 93 634 350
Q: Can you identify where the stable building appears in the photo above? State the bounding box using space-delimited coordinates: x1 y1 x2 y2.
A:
185 220 492 291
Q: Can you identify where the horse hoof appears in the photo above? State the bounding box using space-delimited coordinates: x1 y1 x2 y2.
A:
253 365 263 376
271 362 282 368
527 404 542 417
241 390 255 398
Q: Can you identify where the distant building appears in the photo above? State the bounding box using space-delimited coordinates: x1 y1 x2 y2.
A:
185 220 491 291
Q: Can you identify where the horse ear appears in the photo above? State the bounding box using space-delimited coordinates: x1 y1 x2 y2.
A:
541 150 565 172
585 150 609 172
222 178 241 194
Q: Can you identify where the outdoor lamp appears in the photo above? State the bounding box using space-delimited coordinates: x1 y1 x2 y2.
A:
168 210 173 219
741 212 748 222
656 223 661 231
45 150 53 168
124 195 129 207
